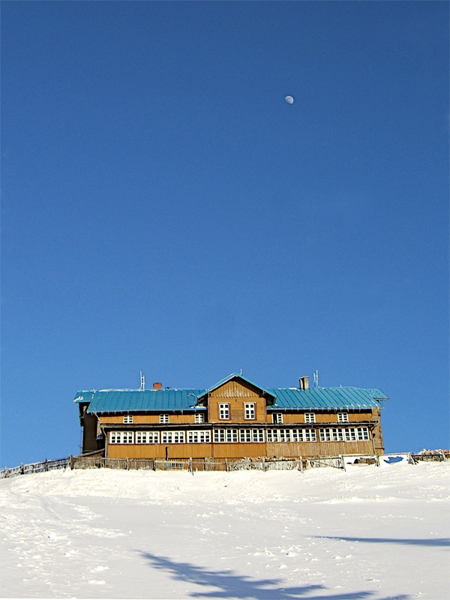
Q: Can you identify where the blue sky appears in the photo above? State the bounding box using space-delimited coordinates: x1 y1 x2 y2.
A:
2 2 448 466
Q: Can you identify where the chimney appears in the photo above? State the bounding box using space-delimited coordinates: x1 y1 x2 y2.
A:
153 382 162 390
299 376 309 390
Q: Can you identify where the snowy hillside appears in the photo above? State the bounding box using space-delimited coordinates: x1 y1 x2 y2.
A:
1 462 449 599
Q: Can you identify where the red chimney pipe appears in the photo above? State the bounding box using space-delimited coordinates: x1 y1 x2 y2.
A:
153 382 162 390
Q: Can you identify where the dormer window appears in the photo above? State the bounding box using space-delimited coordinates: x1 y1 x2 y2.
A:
123 415 133 424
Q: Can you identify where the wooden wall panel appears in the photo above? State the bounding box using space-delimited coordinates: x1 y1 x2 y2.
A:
82 413 99 453
210 381 259 398
213 444 266 459
107 444 214 459
100 414 200 425
107 439 375 460
266 411 375 425
208 381 267 423
371 409 384 454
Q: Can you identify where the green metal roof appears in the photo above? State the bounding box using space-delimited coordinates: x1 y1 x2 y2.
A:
74 389 207 413
74 383 388 413
267 387 388 410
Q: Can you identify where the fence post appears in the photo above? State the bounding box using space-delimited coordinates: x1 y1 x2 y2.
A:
4 467 8 479
44 459 48 472
69 455 74 470
20 463 24 475
126 457 129 470
189 457 193 475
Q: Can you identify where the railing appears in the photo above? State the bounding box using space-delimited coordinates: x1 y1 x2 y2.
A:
0 457 71 479
307 456 344 469
411 451 448 463
2 450 447 479
71 456 303 472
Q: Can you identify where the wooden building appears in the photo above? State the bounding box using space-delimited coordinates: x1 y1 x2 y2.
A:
74 373 388 460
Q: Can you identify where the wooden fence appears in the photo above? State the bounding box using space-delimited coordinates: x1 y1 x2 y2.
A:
1 450 447 479
0 457 71 479
0 455 303 477
70 456 304 472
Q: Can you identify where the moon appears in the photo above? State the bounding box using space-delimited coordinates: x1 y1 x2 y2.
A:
285 95 294 104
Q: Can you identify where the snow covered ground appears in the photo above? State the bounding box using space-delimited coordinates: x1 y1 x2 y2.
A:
1 461 449 599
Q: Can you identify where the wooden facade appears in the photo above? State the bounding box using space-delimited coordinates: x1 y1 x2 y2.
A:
75 374 388 460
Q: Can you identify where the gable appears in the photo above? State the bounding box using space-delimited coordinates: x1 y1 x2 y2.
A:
199 373 276 403
210 379 260 398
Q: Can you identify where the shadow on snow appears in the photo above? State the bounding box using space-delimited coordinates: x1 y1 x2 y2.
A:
139 551 410 599
313 536 450 548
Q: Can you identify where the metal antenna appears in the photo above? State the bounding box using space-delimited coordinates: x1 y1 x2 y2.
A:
140 371 145 391
313 370 319 387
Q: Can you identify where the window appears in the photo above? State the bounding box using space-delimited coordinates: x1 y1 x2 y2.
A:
267 429 317 443
239 429 265 443
194 413 205 424
273 413 283 424
213 429 238 443
136 431 159 444
357 426 369 440
110 431 134 444
303 429 316 442
320 427 370 442
187 430 211 443
159 414 169 424
219 403 230 420
338 413 349 423
345 428 357 441
161 431 185 444
123 415 133 424
244 403 256 420
304 413 316 423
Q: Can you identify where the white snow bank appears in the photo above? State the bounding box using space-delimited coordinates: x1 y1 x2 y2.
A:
1 462 449 599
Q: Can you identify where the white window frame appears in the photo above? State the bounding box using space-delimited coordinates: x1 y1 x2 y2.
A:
218 403 230 420
194 413 205 424
338 413 349 423
213 429 239 443
345 428 357 441
161 431 185 444
187 430 211 443
110 431 134 444
320 427 370 442
304 413 316 423
267 429 317 443
357 426 369 440
244 403 256 420
239 429 265 443
159 414 169 424
135 431 160 444
273 413 283 424
123 415 133 424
